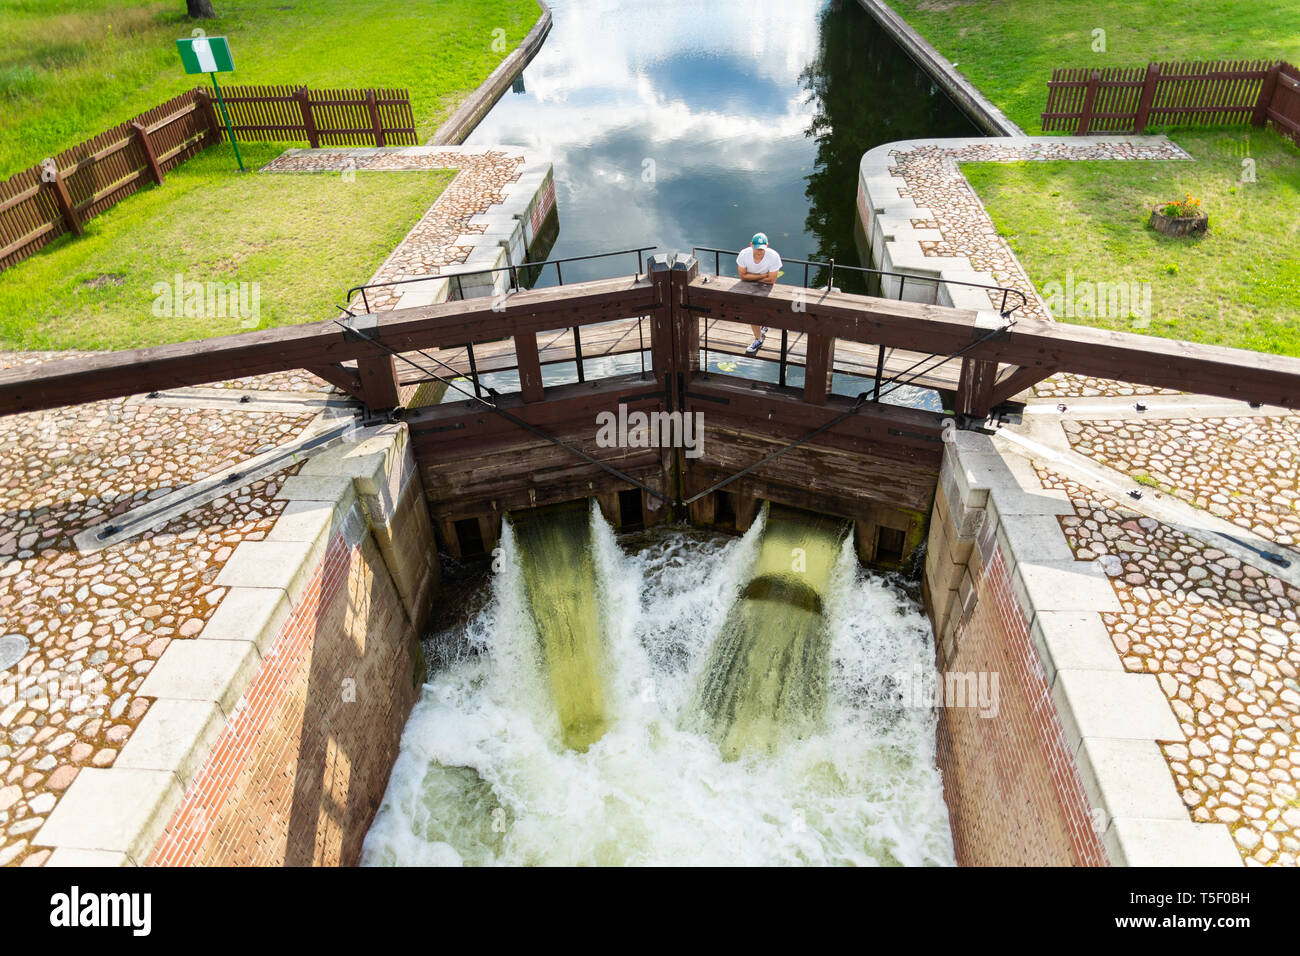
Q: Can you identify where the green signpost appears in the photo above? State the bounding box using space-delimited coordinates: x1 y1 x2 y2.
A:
176 35 244 172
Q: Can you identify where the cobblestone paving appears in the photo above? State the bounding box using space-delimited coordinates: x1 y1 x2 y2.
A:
1063 416 1300 549
0 145 530 866
0 401 311 866
886 139 1189 401
1039 467 1300 866
1034 374 1177 399
262 147 526 312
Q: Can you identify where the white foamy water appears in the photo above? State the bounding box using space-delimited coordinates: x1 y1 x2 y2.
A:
361 503 954 866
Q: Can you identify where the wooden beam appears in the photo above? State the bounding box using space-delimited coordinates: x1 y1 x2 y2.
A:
304 363 364 399
0 276 657 416
989 365 1057 406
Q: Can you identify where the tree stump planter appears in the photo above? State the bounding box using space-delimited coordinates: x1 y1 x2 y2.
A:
1150 207 1208 237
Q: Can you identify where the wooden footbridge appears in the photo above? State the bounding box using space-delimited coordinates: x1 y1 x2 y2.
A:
4 253 1300 566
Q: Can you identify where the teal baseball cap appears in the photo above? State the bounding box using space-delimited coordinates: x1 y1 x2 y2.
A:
751 232 768 247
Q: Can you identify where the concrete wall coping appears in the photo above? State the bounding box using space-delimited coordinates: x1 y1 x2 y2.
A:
942 429 1242 867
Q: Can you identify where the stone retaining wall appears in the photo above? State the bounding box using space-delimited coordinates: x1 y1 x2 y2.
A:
925 430 1241 866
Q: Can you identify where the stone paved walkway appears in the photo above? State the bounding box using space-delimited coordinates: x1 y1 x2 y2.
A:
1036 466 1300 865
1064 416 1300 549
0 393 311 865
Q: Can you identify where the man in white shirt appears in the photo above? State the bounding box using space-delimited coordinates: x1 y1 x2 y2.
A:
736 232 782 355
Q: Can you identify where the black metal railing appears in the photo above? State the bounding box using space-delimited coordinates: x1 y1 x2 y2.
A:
690 246 1029 318
345 246 658 314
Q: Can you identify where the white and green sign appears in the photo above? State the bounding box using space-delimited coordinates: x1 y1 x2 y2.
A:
176 34 243 172
176 35 235 74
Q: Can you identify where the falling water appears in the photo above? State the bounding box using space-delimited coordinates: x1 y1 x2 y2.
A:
362 501 954 866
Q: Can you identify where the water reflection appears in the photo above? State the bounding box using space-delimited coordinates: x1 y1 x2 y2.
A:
467 0 976 287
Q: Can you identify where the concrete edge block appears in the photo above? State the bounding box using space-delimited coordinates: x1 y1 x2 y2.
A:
137 638 260 717
1108 818 1242 867
198 585 291 655
1030 611 1123 686
45 847 132 867
1051 670 1185 755
114 698 225 789
1075 737 1190 835
32 768 182 863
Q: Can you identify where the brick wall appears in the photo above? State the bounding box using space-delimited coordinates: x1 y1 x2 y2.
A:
143 425 436 867
147 509 420 866
926 443 1108 866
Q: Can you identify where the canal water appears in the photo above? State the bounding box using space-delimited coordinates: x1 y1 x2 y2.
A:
362 0 975 865
466 0 977 286
363 504 954 866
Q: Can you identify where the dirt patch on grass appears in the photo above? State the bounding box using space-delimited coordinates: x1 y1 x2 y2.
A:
78 273 126 290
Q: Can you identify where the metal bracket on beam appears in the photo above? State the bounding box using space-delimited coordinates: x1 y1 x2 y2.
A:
973 309 1013 341
340 312 380 344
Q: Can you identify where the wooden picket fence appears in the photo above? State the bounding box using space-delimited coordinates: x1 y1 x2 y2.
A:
0 85 418 273
1042 59 1300 145
216 84 417 148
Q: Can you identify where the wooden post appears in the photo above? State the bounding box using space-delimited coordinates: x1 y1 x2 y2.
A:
1133 63 1161 133
647 256 675 393
357 353 401 410
132 122 165 185
343 315 401 409
955 357 998 419
195 89 223 144
43 164 82 236
803 333 835 405
296 87 320 148
1252 62 1282 127
515 331 545 403
1078 69 1101 135
366 91 386 148
669 256 700 393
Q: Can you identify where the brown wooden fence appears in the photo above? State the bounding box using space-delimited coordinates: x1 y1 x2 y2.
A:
216 85 418 148
0 85 418 273
0 89 217 271
1042 59 1300 144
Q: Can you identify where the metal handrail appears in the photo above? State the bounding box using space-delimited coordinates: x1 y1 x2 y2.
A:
691 245 1029 318
345 246 659 313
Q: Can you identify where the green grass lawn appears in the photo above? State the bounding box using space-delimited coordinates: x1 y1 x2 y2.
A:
888 0 1300 132
0 0 542 178
962 128 1300 355
0 142 452 349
